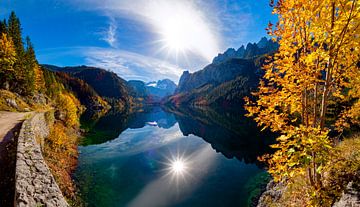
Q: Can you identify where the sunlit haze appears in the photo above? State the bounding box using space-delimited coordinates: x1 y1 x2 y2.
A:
152 0 219 61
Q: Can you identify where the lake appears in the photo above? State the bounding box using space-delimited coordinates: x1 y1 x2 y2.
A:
74 106 274 207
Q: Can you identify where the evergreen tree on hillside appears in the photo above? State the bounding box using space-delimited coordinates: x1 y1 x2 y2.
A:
0 20 6 35
6 11 36 95
24 36 36 93
7 12 23 55
43 69 63 98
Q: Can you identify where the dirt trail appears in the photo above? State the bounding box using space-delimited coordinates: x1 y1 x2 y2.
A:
0 111 32 207
0 111 31 142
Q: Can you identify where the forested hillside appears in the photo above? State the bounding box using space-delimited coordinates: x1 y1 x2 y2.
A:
44 64 178 106
55 72 110 111
0 12 89 202
43 64 132 109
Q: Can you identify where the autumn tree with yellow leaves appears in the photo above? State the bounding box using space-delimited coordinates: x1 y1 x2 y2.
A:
246 0 359 205
0 33 17 89
57 93 81 128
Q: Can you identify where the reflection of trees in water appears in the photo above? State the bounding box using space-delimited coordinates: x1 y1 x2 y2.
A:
165 106 275 166
80 109 131 145
80 106 275 166
126 107 176 129
80 107 177 146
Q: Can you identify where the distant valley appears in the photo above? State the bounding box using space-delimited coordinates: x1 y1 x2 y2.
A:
127 79 177 104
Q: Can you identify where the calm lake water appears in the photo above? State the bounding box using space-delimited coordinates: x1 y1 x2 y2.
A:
74 106 274 207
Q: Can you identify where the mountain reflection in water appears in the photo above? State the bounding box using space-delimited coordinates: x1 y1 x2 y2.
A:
75 106 275 207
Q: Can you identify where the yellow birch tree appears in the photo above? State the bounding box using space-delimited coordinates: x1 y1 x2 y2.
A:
245 0 359 204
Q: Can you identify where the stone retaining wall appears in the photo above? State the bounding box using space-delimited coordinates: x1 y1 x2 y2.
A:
15 113 68 207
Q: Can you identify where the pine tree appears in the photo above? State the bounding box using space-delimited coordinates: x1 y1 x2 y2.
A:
6 11 38 95
24 36 36 94
7 11 23 55
6 11 29 94
0 19 7 35
43 69 63 98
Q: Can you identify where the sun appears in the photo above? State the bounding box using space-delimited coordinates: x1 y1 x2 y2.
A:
149 0 219 61
171 159 185 174
160 17 190 53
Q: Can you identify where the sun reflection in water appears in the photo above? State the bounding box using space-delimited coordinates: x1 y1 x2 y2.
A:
162 152 192 185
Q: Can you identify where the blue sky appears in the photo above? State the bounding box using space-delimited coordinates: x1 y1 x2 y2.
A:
0 0 276 82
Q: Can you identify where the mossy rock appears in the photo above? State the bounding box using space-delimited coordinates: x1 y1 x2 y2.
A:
0 89 30 111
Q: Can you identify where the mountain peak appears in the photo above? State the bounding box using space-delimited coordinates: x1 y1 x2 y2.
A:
257 37 269 48
128 79 177 103
212 37 278 64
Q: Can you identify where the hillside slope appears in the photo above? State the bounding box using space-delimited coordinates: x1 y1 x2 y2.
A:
43 65 130 109
168 57 263 107
55 72 110 110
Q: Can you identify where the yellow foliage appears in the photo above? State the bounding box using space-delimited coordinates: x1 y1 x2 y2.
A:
47 122 78 154
44 120 78 200
0 33 16 70
34 64 46 92
57 92 80 127
48 122 68 151
245 0 360 205
0 33 17 86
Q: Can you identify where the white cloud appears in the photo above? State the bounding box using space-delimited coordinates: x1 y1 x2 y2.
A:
101 17 118 48
37 46 183 83
50 0 255 81
84 47 183 82
65 0 222 62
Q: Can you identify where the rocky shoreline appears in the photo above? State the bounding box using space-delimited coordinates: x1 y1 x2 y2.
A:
256 180 285 207
256 179 359 207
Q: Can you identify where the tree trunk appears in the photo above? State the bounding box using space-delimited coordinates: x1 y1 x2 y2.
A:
313 83 318 127
320 71 329 130
320 2 335 130
305 88 309 127
308 167 315 187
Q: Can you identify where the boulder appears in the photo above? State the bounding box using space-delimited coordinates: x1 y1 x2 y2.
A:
54 110 66 122
333 182 360 207
257 180 286 207
6 98 18 109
